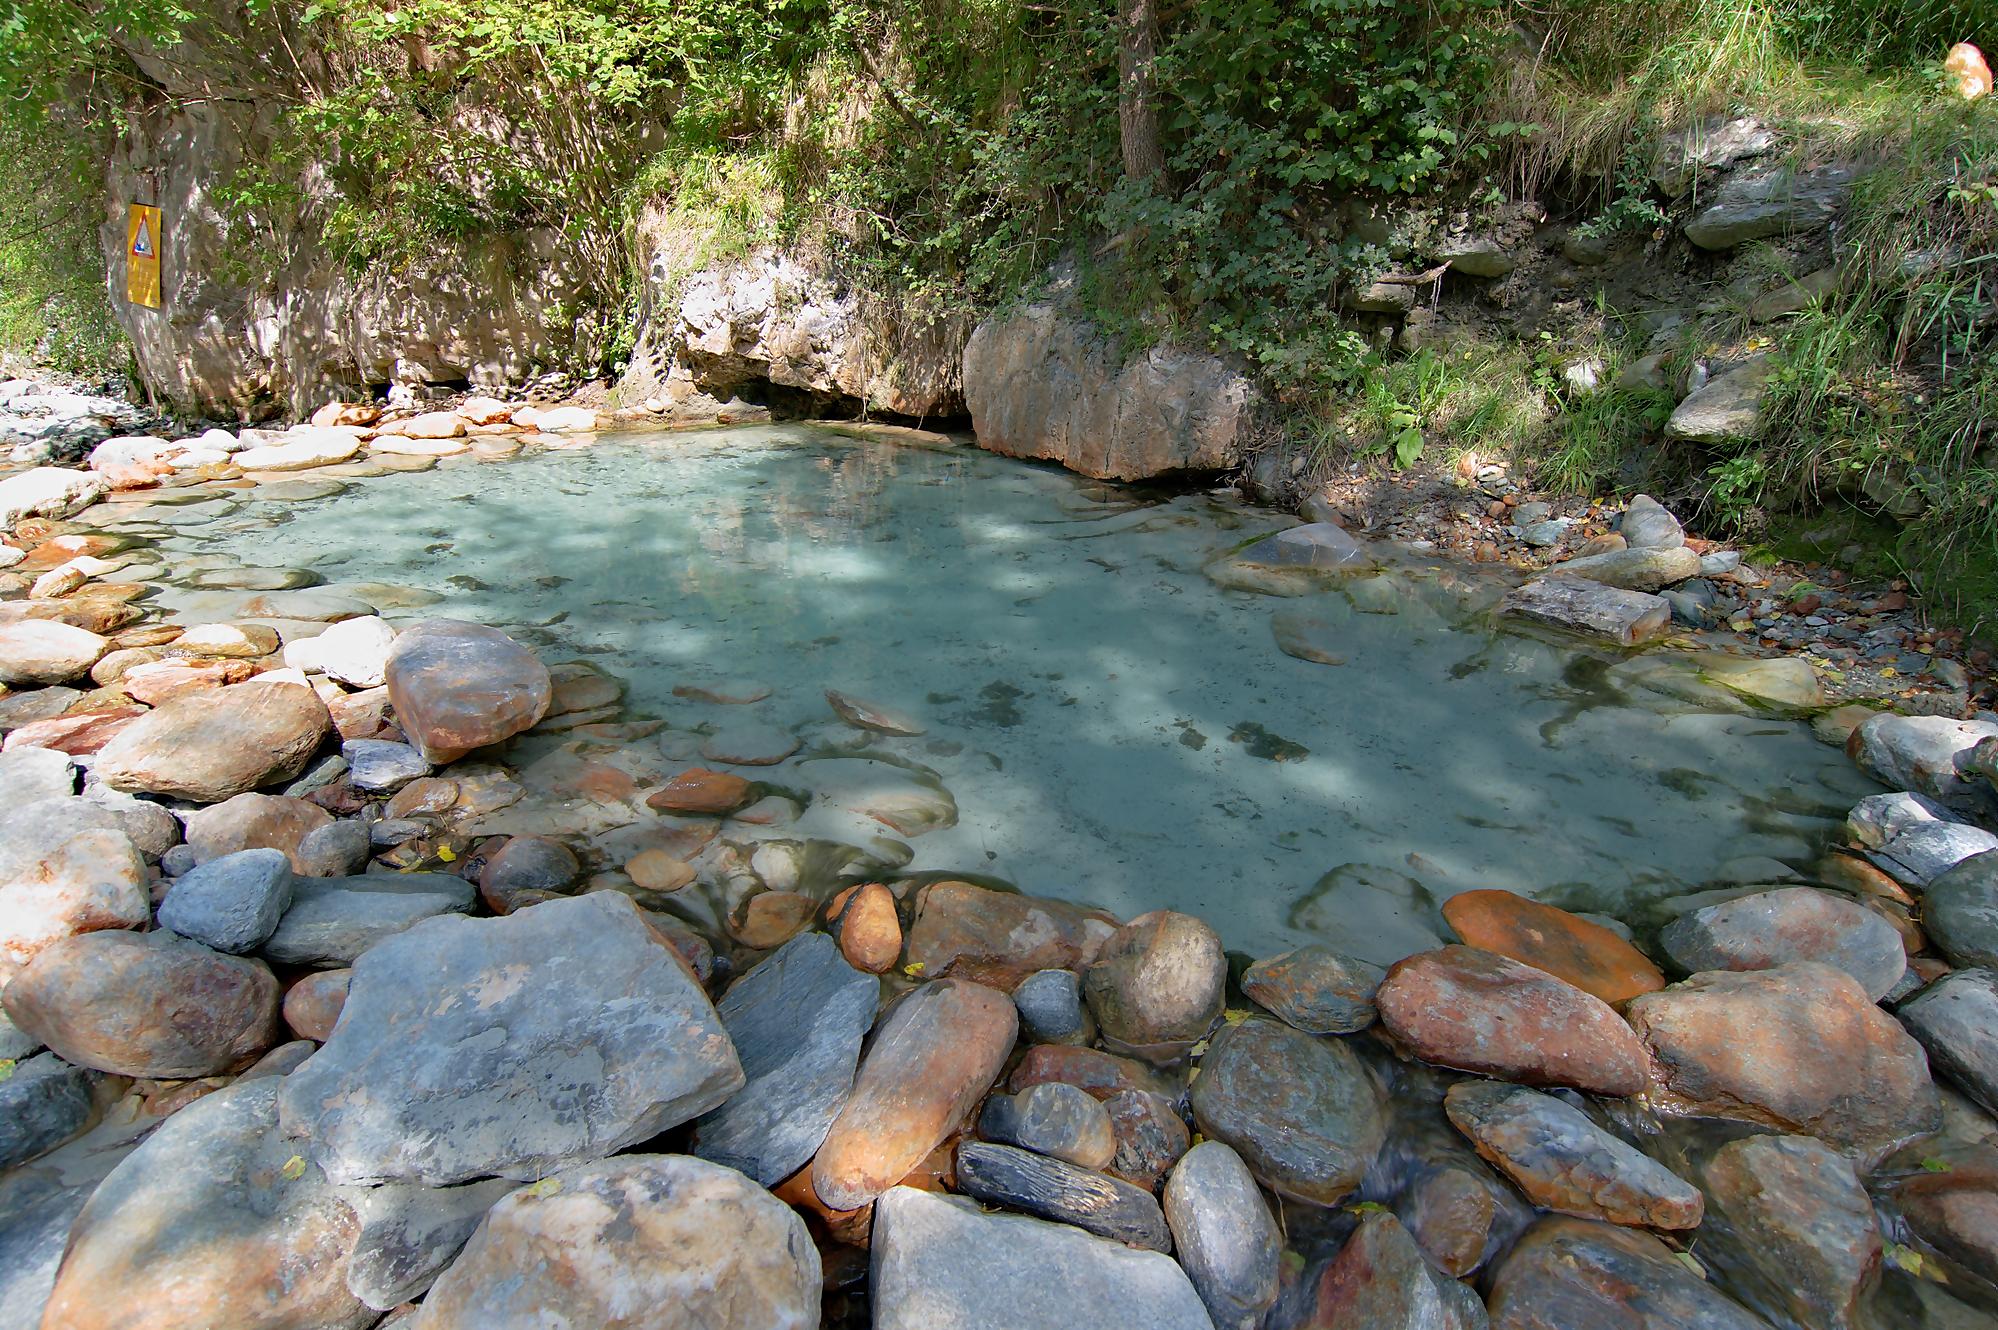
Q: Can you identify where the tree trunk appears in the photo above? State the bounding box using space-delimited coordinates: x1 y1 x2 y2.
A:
1117 0 1164 185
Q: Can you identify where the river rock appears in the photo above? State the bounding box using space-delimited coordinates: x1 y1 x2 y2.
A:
1013 967 1097 1045
231 428 363 470
1011 1043 1175 1101
383 620 551 763
36 1078 377 1330
280 892 743 1186
475 835 579 913
1163 1141 1280 1330
1376 946 1649 1095
700 719 800 765
813 977 1018 1210
92 678 331 801
1488 1216 1773 1329
1625 963 1939 1159
1302 1211 1487 1330
0 468 107 529
282 614 396 687
1444 1081 1702 1228
1442 889 1663 1004
1684 164 1853 249
343 739 430 793
1846 790 1952 848
2 929 277 1077
1873 820 1998 886
955 1139 1170 1249
1500 575 1671 645
1619 494 1685 549
826 688 926 735
1666 359 1771 444
980 1082 1117 1169
1918 851 1998 967
262 872 475 966
1555 546 1701 592
1188 1017 1384 1204
1240 945 1383 1034
1232 523 1374 577
1697 1134 1880 1330
962 301 1256 482
0 746 73 805
1847 714 1998 812
1083 910 1225 1060
0 799 148 984
832 880 902 973
283 967 352 1041
691 931 878 1185
1395 1162 1498 1278
1106 1088 1191 1190
295 819 372 877
157 848 295 954
0 620 106 685
184 791 333 869
408 1154 815 1330
1899 968 1998 1116
1660 886 1904 998
345 1177 514 1310
646 765 753 813
0 1053 98 1169
871 1184 1214 1330
906 879 1117 988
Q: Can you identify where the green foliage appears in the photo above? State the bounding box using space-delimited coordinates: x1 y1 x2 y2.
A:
1576 148 1671 241
0 119 125 373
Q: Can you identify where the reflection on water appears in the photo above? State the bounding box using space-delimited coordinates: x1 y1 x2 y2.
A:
149 424 1884 956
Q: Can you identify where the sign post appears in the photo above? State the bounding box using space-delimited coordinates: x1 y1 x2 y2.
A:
126 203 162 309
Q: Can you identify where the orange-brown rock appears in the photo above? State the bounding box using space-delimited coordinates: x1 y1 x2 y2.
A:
1375 946 1648 1096
382 619 552 764
1008 1043 1176 1102
831 882 902 973
813 978 1017 1211
731 891 816 950
0 706 145 755
1442 889 1664 1004
904 879 1118 989
120 660 249 706
283 968 352 1041
1626 962 1940 1161
385 776 459 820
326 685 390 740
646 767 753 814
625 847 696 893
184 792 334 871
93 678 332 802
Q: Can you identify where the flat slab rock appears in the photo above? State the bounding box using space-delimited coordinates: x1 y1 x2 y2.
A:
1444 1080 1703 1229
261 872 475 966
279 891 744 1186
955 1140 1170 1251
691 932 879 1186
1441 889 1663 1005
1500 575 1671 646
870 1185 1214 1330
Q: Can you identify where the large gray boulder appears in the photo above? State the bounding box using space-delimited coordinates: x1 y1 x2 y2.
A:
870 1185 1215 1330
691 931 879 1185
964 301 1257 481
279 891 744 1186
1899 968 1998 1116
1847 714 1998 813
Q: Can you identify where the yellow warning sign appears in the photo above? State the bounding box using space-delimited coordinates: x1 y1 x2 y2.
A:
126 204 162 309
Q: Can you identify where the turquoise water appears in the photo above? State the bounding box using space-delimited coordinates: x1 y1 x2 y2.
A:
136 425 1881 957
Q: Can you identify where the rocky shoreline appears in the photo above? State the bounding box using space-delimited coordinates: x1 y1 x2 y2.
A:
4 396 1998 1328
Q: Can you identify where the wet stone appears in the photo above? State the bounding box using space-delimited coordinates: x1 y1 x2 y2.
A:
1013 967 1097 1045
1300 1211 1487 1330
700 720 800 765
826 688 926 735
1444 1080 1703 1229
1395 1162 1498 1278
157 847 296 954
1188 1017 1385 1205
831 880 902 974
691 932 879 1186
476 835 579 913
907 880 1116 989
262 872 476 966
1921 851 1998 968
624 847 695 893
730 890 816 949
1487 1216 1773 1330
1376 946 1650 1096
1659 885 1905 1000
1011 1043 1175 1101
646 766 753 814
956 1139 1170 1250
1105 1088 1191 1191
1898 968 1998 1118
1697 1134 1881 1330
1084 909 1226 1061
980 1082 1117 1170
384 619 552 764
1441 888 1664 1004
343 739 432 793
0 1053 98 1169
1163 1141 1281 1330
1240 945 1384 1034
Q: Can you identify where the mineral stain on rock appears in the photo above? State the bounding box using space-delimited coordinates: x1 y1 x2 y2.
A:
1228 721 1308 763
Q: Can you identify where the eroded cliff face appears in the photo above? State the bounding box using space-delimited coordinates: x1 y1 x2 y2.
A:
98 24 602 419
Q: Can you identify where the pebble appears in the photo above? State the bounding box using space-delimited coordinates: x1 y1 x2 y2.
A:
383 620 552 764
646 766 753 814
92 678 331 802
980 1082 1118 1170
831 881 902 973
475 835 579 913
1300 1211 1487 1330
283 967 353 1041
1012 968 1097 1045
183 791 333 870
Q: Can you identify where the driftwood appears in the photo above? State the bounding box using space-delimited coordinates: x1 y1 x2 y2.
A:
1501 574 1671 647
955 1142 1171 1251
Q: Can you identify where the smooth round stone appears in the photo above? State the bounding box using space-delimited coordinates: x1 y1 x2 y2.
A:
282 968 352 1041
1488 1216 1774 1329
1444 1080 1703 1229
907 881 1115 989
646 767 753 814
184 791 333 870
0 746 75 805
831 881 902 974
730 891 815 950
623 847 696 894
1441 888 1664 1004
1163 1141 1281 1330
157 848 296 955
980 1082 1117 1170
286 615 397 688
475 837 580 914
0 620 107 685
1240 946 1383 1034
1696 1134 1882 1330
1188 1018 1384 1205
1923 851 1998 968
0 798 149 984
2 929 278 1077
1009 1044 1175 1102
1659 885 1905 1000
1394 1163 1498 1277
700 721 800 766
1084 910 1226 1061
92 679 331 803
295 820 373 878
1013 968 1096 1046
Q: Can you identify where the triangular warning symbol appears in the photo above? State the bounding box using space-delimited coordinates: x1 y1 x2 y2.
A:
132 220 153 257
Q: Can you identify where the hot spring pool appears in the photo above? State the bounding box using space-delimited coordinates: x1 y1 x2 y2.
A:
129 423 1882 957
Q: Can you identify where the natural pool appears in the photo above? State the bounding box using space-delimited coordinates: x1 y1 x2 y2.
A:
137 424 1881 956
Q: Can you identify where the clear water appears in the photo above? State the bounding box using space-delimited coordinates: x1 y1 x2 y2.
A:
133 425 1882 958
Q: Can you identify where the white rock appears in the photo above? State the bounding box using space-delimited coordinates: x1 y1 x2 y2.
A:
527 406 597 433
233 429 363 472
0 620 109 685
284 615 398 688
87 436 177 471
0 468 109 531
456 397 513 426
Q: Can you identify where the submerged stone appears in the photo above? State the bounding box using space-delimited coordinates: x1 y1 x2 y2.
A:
1487 1216 1772 1329
1240 945 1383 1033
1441 889 1663 1004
